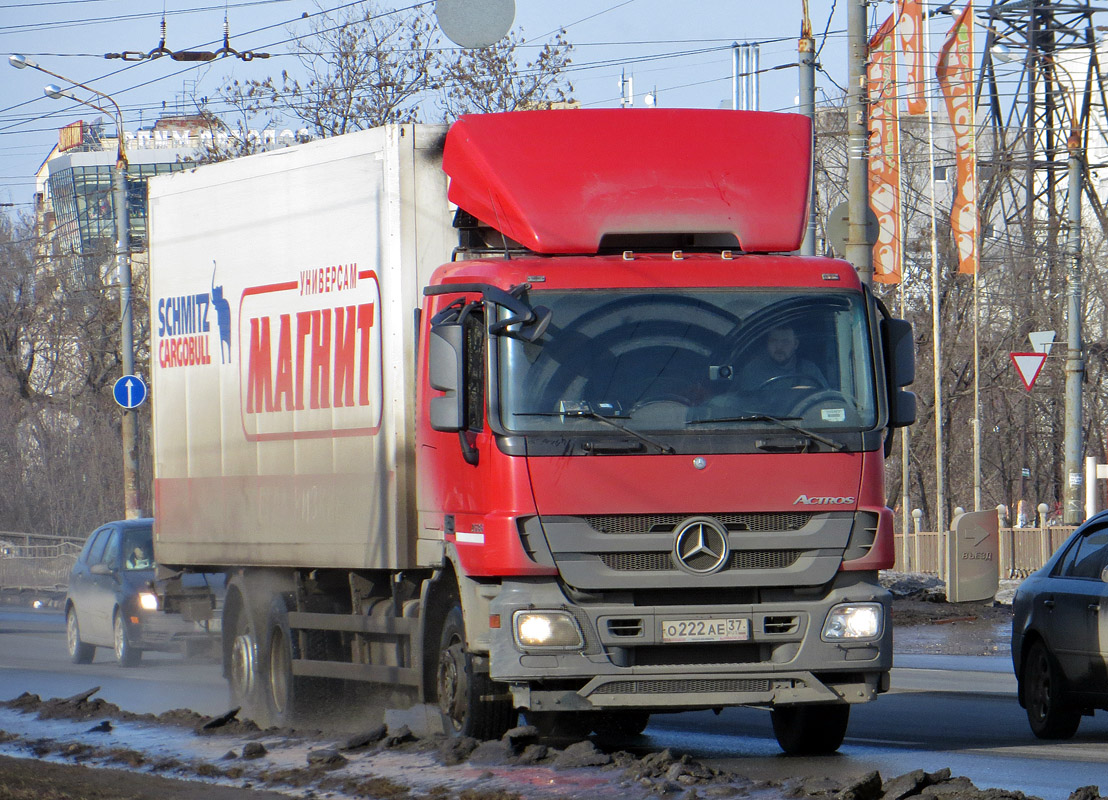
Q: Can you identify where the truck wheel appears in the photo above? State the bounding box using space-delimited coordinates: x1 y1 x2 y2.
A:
228 603 263 722
66 606 95 664
1023 640 1080 739
113 610 142 668
591 710 650 739
771 704 849 755
264 597 320 727
436 606 515 739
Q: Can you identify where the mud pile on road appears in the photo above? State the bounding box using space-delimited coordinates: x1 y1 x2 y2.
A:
0 688 1100 800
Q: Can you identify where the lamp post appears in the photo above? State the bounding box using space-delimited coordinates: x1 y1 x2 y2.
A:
9 54 141 521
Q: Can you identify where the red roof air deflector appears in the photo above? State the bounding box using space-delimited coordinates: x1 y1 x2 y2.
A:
442 109 812 254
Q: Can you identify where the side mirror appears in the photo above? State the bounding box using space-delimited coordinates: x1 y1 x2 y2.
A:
889 388 917 430
428 323 465 432
881 318 915 387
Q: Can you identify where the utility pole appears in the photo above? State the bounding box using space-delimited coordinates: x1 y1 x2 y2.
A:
845 0 872 283
799 2 817 256
1063 125 1084 524
11 55 142 520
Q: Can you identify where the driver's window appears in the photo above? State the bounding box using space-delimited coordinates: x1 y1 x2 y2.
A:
1063 528 1108 579
100 530 121 568
463 308 485 432
739 322 825 391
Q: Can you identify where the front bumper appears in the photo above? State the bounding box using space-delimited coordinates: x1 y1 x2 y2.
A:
489 572 890 711
128 611 220 654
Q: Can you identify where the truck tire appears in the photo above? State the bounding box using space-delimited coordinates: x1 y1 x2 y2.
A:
113 609 142 667
770 703 849 755
263 597 302 727
436 606 515 739
227 599 264 723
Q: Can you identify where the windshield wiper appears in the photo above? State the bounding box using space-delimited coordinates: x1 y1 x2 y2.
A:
686 413 845 452
513 409 675 455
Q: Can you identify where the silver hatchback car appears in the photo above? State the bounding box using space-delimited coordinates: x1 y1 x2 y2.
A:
65 519 220 667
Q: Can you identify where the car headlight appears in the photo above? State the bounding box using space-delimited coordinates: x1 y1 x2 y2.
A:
137 592 159 611
513 611 584 649
821 602 883 641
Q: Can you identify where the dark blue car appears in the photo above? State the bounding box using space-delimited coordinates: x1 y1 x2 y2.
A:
65 518 221 667
1012 509 1108 738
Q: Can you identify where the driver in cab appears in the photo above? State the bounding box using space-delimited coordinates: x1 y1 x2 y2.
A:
740 324 824 391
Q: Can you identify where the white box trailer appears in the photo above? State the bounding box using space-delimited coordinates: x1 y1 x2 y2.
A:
148 125 452 571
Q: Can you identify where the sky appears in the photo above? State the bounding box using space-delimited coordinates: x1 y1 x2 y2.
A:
0 0 938 210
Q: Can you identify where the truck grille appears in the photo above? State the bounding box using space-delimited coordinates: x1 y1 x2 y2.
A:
592 678 772 695
583 513 811 534
600 549 802 572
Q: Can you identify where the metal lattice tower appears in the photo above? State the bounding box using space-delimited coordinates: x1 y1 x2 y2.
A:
978 1 1108 248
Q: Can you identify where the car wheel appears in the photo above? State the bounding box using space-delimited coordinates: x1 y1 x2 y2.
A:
1023 639 1080 739
66 607 94 664
113 609 142 667
770 703 850 755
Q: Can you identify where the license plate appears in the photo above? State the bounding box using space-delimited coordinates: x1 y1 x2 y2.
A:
660 617 750 643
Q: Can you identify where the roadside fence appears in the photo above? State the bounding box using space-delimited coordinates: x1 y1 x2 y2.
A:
893 506 1075 578
0 531 85 592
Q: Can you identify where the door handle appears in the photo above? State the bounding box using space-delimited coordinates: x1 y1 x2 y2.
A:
1043 599 1055 609
1089 603 1100 612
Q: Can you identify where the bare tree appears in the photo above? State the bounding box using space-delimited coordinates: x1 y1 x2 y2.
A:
210 1 574 149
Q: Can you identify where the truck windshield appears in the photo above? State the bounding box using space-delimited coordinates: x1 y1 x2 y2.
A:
496 289 878 435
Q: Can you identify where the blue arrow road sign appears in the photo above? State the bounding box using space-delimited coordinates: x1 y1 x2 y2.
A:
113 375 148 409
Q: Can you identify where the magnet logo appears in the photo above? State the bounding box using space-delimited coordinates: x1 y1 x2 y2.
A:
237 267 383 442
793 495 856 505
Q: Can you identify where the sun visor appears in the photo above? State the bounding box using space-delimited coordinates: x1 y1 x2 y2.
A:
442 109 812 254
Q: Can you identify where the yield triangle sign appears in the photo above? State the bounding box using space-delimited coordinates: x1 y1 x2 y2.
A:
1010 352 1047 391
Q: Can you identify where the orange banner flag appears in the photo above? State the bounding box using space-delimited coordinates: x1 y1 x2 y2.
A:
936 2 979 275
868 13 902 284
898 0 927 115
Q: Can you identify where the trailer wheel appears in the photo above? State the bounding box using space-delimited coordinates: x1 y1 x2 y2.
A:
228 602 262 720
770 703 850 755
264 597 304 727
436 606 515 739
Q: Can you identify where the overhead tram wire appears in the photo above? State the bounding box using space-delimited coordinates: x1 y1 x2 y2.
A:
0 0 433 128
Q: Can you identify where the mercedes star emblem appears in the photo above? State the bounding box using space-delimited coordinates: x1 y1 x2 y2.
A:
672 517 730 574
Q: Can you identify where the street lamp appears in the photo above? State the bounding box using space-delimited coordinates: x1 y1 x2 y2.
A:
991 42 1085 525
9 54 141 521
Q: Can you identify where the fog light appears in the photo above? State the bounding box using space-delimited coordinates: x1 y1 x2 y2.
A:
513 611 584 649
138 592 158 611
821 602 883 641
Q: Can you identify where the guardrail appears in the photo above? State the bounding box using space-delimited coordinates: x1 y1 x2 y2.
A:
894 526 1075 578
0 533 84 592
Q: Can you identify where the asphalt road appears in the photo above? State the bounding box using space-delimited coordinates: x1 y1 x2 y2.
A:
3 604 1108 800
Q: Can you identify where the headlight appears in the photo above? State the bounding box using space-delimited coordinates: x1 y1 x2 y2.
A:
137 592 159 611
513 611 584 649
821 602 883 641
